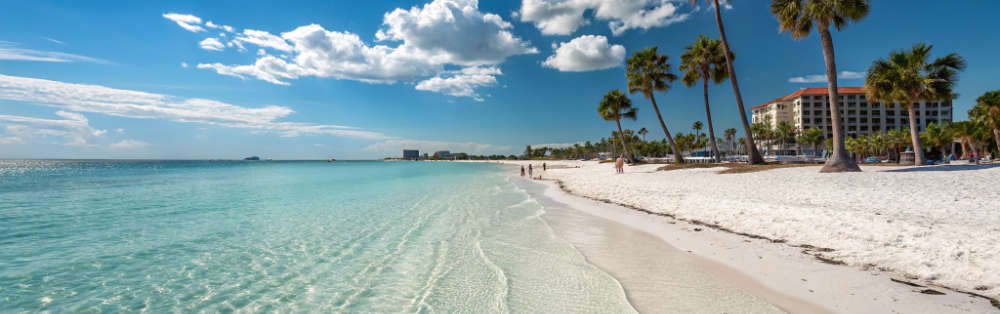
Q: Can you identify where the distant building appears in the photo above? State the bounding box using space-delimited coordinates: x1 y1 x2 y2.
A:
433 150 451 158
403 149 419 160
752 87 953 138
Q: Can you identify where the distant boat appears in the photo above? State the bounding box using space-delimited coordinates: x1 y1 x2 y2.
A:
244 156 260 161
265 158 273 161
328 157 337 162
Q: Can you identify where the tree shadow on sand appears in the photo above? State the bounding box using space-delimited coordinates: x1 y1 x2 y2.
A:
886 163 1000 173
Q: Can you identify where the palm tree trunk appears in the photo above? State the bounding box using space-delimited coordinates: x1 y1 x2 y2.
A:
615 120 635 163
817 24 860 172
906 96 926 165
711 0 763 165
650 94 684 163
702 77 722 162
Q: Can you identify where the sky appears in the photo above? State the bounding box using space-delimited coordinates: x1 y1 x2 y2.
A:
1 0 998 159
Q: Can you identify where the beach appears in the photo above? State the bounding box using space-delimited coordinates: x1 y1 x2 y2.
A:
495 160 1000 312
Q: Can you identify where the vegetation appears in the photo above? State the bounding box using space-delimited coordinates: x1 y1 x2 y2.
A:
687 0 765 164
626 47 684 163
865 43 966 165
598 90 639 163
970 90 1000 154
680 34 729 162
771 0 869 172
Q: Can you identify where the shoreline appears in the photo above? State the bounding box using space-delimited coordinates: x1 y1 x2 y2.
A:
492 160 998 312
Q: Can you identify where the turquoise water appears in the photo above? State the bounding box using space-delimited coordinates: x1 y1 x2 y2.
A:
0 160 634 312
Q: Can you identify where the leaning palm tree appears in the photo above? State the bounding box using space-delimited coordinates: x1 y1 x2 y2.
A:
970 90 1000 154
688 0 764 164
599 90 638 163
865 43 965 165
771 0 868 172
680 35 729 162
626 47 684 163
950 121 981 159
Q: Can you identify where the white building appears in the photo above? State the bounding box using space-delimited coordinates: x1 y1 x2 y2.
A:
751 87 953 138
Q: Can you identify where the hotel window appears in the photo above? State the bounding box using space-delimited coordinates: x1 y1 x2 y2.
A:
847 95 856 100
872 118 880 123
860 126 868 131
860 118 868 123
871 110 880 115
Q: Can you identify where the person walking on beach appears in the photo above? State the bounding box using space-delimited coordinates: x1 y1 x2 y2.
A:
520 165 525 177
528 164 533 177
615 154 624 174
543 163 546 171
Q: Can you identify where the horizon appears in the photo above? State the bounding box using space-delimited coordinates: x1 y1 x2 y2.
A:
2 1 998 159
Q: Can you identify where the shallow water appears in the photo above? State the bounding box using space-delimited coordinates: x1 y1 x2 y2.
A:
0 160 635 312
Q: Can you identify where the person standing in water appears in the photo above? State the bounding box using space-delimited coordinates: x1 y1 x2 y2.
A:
528 164 533 177
615 154 624 174
520 165 525 176
542 163 546 171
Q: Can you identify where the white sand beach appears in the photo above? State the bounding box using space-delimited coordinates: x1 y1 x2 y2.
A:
490 160 1000 312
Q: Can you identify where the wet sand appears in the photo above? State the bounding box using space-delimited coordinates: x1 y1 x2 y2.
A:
516 178 996 313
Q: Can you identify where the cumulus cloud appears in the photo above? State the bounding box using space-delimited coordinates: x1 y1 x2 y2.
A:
518 0 693 36
198 37 225 51
0 41 106 63
162 13 205 32
109 139 150 150
0 73 387 139
0 111 106 146
184 0 536 99
789 71 865 83
542 35 625 72
362 138 513 155
415 66 501 101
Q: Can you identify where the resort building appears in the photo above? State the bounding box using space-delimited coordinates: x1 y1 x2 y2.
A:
403 149 419 160
751 87 953 138
433 150 451 158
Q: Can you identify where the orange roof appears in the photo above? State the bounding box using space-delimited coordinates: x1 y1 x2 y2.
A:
752 87 866 111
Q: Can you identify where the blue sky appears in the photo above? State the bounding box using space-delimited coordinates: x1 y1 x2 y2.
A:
1 0 997 159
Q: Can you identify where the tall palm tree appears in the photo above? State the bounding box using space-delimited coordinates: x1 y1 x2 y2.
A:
771 0 868 172
692 121 703 148
865 43 965 165
724 127 737 155
638 127 649 142
688 0 764 164
626 47 684 163
775 121 795 155
950 121 981 159
680 35 729 162
599 90 638 163
970 90 1000 154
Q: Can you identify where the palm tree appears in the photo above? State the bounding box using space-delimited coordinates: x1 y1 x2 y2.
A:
680 35 729 162
796 127 824 156
920 123 952 161
638 127 649 142
865 43 965 165
724 127 737 155
775 121 795 155
771 0 868 172
626 47 684 163
970 90 1000 154
599 90 638 163
692 121 704 152
950 121 981 159
688 0 764 164
886 128 910 163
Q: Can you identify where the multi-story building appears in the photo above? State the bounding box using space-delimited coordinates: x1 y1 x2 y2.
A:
751 87 953 138
433 150 451 158
403 149 419 160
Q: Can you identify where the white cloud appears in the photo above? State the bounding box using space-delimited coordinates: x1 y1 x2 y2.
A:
109 139 149 150
542 35 625 72
181 61 189 68
362 138 513 155
235 29 293 52
0 111 106 146
518 0 693 36
415 66 501 101
0 42 105 63
42 37 64 45
188 0 536 98
789 71 865 83
116 128 125 133
0 73 387 139
162 13 205 33
198 37 225 51
530 142 584 149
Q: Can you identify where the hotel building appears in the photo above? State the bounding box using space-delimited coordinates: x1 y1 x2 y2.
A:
751 87 953 138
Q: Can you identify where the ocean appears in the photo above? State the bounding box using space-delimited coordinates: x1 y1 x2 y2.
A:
0 160 636 312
